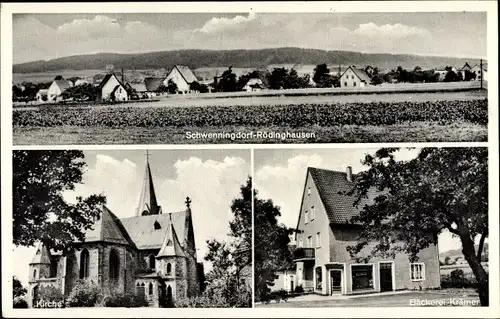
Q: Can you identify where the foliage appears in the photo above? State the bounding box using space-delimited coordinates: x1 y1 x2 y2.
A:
103 292 149 307
12 81 52 102
254 187 295 300
444 71 462 82
13 276 27 297
237 70 265 91
313 64 335 88
163 79 178 94
260 289 290 304
54 75 64 81
441 269 484 289
61 83 100 101
39 285 64 303
67 280 102 307
13 151 106 251
189 81 209 93
215 67 238 92
14 100 488 129
13 296 28 308
294 285 304 293
463 70 477 81
345 147 488 305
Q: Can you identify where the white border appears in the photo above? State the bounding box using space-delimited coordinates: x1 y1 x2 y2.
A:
2 1 499 318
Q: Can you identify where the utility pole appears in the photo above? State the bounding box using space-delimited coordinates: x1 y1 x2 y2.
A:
480 59 483 89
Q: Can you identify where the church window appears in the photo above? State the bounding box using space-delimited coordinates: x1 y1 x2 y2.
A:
148 254 156 270
109 249 120 281
148 282 153 295
154 221 161 230
79 249 90 279
50 259 58 277
33 269 37 279
166 263 172 275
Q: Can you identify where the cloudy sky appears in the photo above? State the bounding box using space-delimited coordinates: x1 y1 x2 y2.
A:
13 149 250 285
13 12 486 64
254 148 467 256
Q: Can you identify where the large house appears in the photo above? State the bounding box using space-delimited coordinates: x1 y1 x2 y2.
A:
163 65 198 93
471 64 487 83
27 159 203 307
47 79 73 101
339 67 372 88
291 167 440 295
99 73 129 102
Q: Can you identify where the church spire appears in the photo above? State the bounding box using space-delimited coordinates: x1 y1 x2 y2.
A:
136 151 161 216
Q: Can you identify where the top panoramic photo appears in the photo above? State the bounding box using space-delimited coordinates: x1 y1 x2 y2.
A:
11 11 488 145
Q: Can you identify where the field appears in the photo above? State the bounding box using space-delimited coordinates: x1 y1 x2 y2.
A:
12 91 488 145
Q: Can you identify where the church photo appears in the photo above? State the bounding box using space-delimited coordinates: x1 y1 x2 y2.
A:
12 149 252 308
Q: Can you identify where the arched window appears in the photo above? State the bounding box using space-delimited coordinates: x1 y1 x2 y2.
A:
33 269 37 280
79 249 90 279
136 282 145 299
148 254 156 270
109 249 120 281
148 282 153 295
166 263 172 275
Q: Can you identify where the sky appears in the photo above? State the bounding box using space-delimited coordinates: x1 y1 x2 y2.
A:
12 12 487 64
254 148 467 256
13 149 251 286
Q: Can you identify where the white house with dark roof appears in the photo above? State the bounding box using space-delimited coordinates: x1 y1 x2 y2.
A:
339 66 372 88
47 79 73 101
99 73 129 102
27 159 203 308
163 65 198 93
290 167 440 296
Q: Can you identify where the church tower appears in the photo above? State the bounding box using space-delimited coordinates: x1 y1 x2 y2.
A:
136 152 162 216
27 242 52 307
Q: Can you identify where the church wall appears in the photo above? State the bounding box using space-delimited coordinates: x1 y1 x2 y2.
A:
138 249 160 271
64 252 78 296
186 256 200 297
99 244 136 296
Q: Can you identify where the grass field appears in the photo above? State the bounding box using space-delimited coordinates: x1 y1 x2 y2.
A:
12 91 488 145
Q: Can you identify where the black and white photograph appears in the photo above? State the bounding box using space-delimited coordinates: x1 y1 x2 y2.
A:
253 147 489 307
11 11 487 145
11 149 252 308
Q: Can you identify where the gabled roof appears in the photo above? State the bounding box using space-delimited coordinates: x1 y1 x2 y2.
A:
306 167 377 224
341 66 371 83
461 62 472 71
99 73 126 90
130 83 147 93
30 242 51 264
81 205 136 247
53 80 72 91
111 84 126 95
120 211 187 250
157 214 186 258
136 161 161 216
170 65 197 84
144 77 164 92
36 89 48 95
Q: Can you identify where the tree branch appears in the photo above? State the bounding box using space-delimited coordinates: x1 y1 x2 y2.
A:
476 229 488 260
446 224 460 235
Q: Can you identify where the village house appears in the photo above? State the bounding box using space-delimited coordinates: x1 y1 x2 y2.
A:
35 89 48 102
47 79 73 101
290 167 440 296
339 66 372 88
471 63 487 82
99 73 129 102
27 159 203 308
163 65 198 94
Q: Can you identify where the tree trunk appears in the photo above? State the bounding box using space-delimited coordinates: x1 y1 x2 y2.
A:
460 230 489 306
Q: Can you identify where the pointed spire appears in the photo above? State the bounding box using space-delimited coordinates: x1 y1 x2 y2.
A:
136 152 161 216
157 213 185 258
30 242 51 264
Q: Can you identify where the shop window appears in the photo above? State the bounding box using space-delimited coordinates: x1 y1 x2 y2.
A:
315 267 322 290
351 265 374 290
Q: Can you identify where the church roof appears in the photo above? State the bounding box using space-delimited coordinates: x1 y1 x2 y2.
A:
136 161 162 216
156 214 186 258
120 211 187 250
81 205 136 247
30 242 51 264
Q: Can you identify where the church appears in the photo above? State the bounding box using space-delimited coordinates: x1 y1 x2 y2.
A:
27 158 204 307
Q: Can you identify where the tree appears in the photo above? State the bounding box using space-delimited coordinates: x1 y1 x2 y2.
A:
237 70 261 91
266 67 288 90
13 151 106 252
165 79 178 94
297 73 312 88
313 63 334 88
189 81 209 93
444 70 461 82
61 83 99 101
254 186 295 300
286 69 301 89
463 70 477 81
215 67 237 92
54 75 64 81
345 148 488 306
13 276 27 297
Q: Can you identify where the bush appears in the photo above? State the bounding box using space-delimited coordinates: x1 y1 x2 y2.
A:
39 285 64 303
294 285 304 293
67 280 101 307
441 269 480 289
13 296 28 308
103 292 149 307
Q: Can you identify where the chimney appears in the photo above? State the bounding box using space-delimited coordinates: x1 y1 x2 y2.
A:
346 166 353 182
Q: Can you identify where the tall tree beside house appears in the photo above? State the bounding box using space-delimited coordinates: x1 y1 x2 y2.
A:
189 81 209 93
345 147 489 306
12 150 106 251
161 79 178 94
313 63 334 88
254 187 295 300
215 67 238 92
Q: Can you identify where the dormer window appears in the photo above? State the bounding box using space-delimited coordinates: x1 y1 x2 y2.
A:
154 221 161 230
